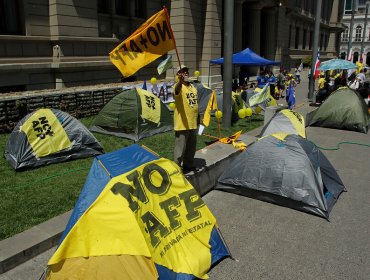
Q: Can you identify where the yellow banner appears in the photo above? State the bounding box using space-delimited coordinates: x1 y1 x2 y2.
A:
20 109 72 158
50 158 216 279
202 90 217 127
232 91 245 112
110 8 176 77
137 88 161 124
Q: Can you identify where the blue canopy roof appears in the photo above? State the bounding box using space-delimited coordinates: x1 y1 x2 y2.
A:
209 48 280 66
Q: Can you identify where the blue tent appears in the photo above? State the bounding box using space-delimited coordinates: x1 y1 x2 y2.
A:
209 48 280 66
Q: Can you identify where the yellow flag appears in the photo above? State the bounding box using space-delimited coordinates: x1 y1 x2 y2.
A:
202 90 218 127
137 88 161 124
110 8 176 77
20 109 72 158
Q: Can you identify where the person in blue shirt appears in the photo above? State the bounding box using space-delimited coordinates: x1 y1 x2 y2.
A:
257 70 267 88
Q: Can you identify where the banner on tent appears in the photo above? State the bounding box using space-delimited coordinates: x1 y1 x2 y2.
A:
110 8 176 77
109 159 216 264
20 109 72 158
137 88 161 123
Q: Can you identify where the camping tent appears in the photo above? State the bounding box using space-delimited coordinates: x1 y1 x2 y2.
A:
209 48 280 66
90 87 173 141
43 144 230 280
259 109 306 138
5 108 103 170
306 87 369 133
216 134 346 220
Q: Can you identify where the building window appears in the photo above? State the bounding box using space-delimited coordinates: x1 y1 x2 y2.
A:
295 27 300 49
288 25 292 48
309 30 313 50
302 29 307 49
353 51 359 63
98 0 110 14
319 33 323 49
368 29 370 41
340 52 346 59
0 0 22 35
355 25 362 42
133 0 145 18
116 0 145 18
345 0 353 14
342 28 349 41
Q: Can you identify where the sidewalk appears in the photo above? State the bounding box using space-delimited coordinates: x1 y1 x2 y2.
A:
1 77 369 279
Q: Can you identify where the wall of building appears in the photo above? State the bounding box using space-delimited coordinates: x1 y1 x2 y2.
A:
0 0 346 92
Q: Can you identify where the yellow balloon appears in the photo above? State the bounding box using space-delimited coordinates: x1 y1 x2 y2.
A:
238 109 246 119
245 108 253 117
194 70 200 77
169 102 176 109
150 77 157 84
215 110 223 119
255 106 262 114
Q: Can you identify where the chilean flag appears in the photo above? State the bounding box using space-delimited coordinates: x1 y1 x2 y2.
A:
347 48 353 61
314 50 320 80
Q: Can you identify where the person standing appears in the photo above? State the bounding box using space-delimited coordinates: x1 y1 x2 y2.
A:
173 65 199 173
294 65 301 84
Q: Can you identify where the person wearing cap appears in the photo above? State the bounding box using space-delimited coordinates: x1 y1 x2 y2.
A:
315 72 330 104
173 65 199 173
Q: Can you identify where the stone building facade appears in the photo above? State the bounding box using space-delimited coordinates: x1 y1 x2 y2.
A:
0 0 344 92
339 0 370 65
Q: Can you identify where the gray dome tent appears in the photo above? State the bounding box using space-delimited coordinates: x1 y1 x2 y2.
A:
216 134 346 220
307 87 369 133
5 108 103 170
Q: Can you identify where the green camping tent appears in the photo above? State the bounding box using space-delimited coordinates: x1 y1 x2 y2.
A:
216 133 346 220
307 87 369 133
90 87 173 141
5 108 103 170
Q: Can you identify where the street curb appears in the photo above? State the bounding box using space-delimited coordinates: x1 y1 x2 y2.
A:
0 211 71 274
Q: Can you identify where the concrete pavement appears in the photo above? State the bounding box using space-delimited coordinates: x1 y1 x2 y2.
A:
1 76 370 279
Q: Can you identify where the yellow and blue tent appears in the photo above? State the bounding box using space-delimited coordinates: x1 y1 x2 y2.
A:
43 144 230 280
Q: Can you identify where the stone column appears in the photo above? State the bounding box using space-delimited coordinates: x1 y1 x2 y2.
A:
199 0 223 86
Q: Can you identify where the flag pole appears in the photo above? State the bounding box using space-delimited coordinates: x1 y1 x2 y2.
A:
163 6 182 69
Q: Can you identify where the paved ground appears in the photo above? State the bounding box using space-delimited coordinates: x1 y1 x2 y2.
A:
1 75 369 280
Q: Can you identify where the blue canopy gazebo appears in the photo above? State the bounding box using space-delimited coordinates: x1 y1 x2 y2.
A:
208 48 281 85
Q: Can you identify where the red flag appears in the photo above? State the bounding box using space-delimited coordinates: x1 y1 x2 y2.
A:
314 50 320 80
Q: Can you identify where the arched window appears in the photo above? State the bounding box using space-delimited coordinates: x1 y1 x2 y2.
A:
355 25 362 42
353 52 359 63
342 28 349 42
366 52 370 66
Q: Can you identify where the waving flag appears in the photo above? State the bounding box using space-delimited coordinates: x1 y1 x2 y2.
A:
286 81 296 110
110 8 176 77
347 48 353 61
157 55 173 75
298 62 303 72
314 50 320 80
249 83 270 107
